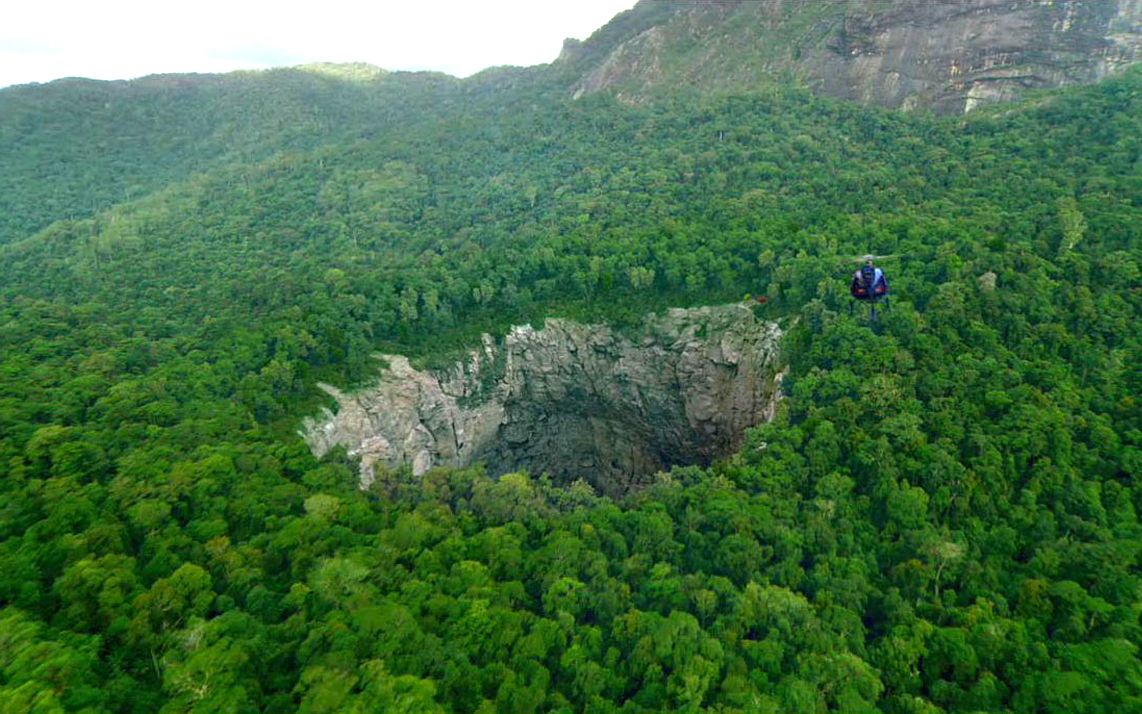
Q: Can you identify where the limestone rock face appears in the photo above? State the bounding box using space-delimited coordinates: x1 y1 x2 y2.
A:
809 0 1142 114
302 305 783 494
562 0 1142 114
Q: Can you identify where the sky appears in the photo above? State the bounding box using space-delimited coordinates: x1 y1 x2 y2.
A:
0 0 641 89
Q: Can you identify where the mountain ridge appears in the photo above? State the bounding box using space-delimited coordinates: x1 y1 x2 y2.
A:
560 0 1142 113
3 0 1138 244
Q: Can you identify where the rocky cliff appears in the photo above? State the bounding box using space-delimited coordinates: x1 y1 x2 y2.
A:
302 305 783 494
561 0 1142 113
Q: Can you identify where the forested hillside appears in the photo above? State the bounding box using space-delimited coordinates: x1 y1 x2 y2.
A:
0 48 1139 714
0 65 463 245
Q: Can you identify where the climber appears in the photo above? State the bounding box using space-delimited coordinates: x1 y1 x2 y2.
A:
850 255 889 302
850 255 889 320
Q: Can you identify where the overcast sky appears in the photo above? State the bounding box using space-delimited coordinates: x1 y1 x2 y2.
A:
1 0 640 89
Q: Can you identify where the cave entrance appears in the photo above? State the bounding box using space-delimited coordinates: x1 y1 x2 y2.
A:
303 305 783 493
476 405 719 496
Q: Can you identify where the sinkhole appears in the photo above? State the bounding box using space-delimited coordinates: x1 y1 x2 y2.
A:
302 305 784 496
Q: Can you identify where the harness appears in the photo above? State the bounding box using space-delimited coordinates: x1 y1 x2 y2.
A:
850 266 888 300
861 266 876 292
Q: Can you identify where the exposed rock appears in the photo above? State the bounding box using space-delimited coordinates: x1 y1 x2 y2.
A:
302 305 783 495
562 0 1142 114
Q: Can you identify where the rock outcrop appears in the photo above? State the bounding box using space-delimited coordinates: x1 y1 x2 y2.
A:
302 305 783 494
561 0 1142 114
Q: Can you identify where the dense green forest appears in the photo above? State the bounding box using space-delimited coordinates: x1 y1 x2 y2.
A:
0 65 477 246
0 55 1139 713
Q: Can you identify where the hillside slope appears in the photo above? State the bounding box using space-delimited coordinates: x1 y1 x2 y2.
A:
560 0 1142 113
0 66 462 245
4 0 1136 245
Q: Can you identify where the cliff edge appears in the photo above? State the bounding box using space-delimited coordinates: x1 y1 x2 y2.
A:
560 0 1142 113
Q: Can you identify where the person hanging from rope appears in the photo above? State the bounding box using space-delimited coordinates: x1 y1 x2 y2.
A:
850 254 889 302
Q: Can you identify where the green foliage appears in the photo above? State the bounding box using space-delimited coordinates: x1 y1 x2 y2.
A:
0 55 1138 713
